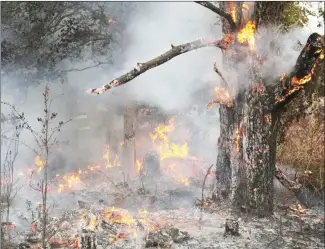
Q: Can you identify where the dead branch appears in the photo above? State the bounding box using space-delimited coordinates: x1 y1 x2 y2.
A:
60 61 111 73
88 38 228 94
198 164 214 226
195 1 237 31
275 166 310 208
213 62 230 89
201 164 214 208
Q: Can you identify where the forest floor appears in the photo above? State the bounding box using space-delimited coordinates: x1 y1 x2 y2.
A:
5 172 324 249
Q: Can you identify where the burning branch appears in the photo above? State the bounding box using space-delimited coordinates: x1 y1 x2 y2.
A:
273 33 324 109
206 88 233 109
88 38 228 94
195 1 237 31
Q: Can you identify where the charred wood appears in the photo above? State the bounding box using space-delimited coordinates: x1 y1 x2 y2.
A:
224 218 239 236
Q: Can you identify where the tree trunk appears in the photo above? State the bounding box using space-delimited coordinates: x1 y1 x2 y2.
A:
215 2 288 217
123 102 138 179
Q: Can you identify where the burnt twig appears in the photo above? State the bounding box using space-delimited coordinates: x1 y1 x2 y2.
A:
213 62 230 90
199 164 214 226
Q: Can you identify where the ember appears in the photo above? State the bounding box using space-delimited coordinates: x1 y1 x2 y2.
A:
207 87 233 109
34 155 44 173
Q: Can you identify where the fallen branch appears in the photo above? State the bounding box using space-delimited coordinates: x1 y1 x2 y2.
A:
88 38 229 94
275 166 310 208
195 1 237 31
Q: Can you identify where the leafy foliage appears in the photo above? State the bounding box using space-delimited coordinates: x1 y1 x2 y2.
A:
1 2 133 85
280 2 315 30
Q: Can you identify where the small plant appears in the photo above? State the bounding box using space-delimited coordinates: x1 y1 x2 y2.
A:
1 85 73 248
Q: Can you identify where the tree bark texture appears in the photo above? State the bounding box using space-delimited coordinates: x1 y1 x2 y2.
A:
215 2 324 217
123 102 138 178
80 231 97 249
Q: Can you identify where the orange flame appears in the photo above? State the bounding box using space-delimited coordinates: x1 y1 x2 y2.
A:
280 72 287 82
234 127 240 152
149 119 188 161
242 3 249 11
34 155 44 173
237 21 256 49
136 160 143 174
103 207 135 227
207 87 233 109
103 145 121 168
229 3 236 23
179 177 189 186
276 48 323 104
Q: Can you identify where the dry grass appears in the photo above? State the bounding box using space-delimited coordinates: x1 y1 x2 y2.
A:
277 98 324 195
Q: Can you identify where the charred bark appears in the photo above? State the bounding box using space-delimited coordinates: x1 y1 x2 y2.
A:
216 2 324 217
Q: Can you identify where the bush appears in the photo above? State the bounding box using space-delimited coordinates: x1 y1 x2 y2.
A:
277 97 324 196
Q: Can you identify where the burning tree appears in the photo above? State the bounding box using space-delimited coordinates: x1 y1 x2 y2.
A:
88 2 324 218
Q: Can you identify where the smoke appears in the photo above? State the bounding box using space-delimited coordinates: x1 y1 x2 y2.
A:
1 2 222 221
1 2 321 230
256 26 313 84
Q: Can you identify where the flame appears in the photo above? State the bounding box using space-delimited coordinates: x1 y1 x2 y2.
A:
57 172 82 193
207 87 233 109
276 48 323 104
138 209 149 215
320 53 324 60
108 18 115 24
219 34 234 54
237 21 256 49
179 177 189 186
136 160 143 174
150 119 188 161
103 145 121 168
158 142 188 161
103 207 135 227
242 3 249 11
295 203 305 214
229 3 236 23
34 155 44 173
280 72 287 82
234 127 240 152
88 164 100 171
150 119 175 144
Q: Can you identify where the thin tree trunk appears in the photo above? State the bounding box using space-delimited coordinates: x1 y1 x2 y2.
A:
123 102 138 179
